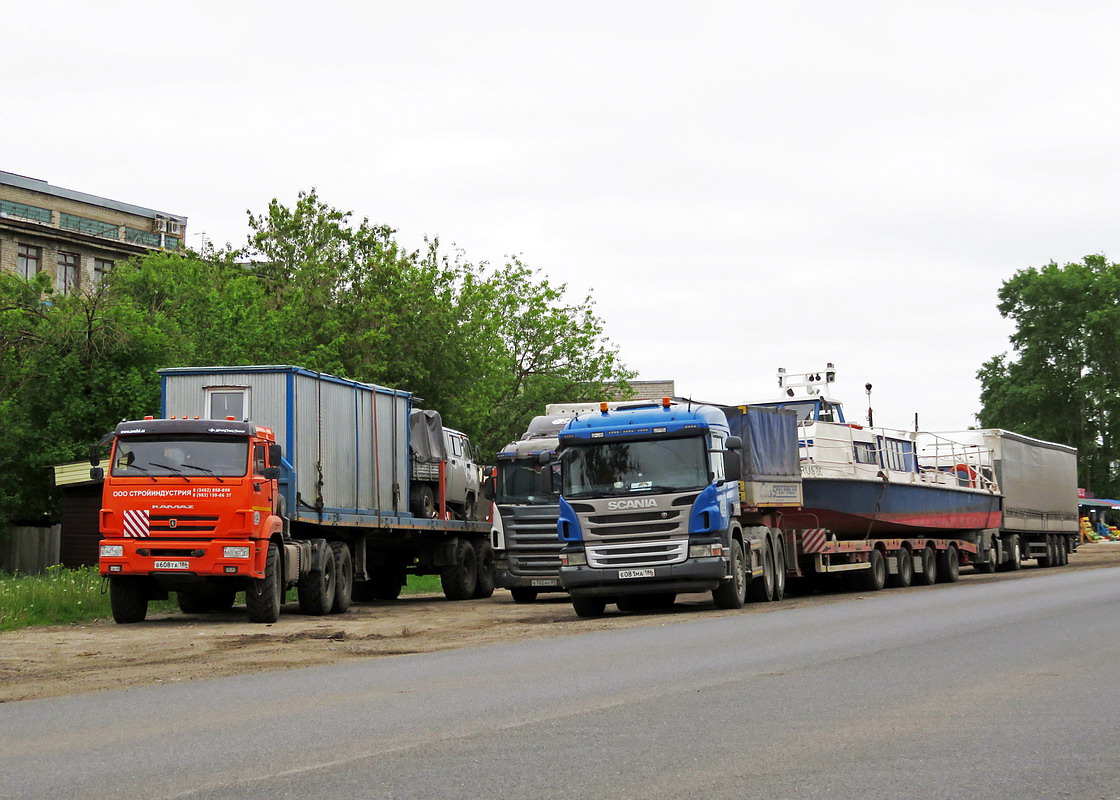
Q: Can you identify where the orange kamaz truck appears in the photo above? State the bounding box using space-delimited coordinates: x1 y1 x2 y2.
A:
96 366 491 623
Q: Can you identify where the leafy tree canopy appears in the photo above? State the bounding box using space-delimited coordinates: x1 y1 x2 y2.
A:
0 190 633 526
977 254 1120 496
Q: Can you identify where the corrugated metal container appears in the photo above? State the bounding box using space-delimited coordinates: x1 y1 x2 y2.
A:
936 428 1078 534
159 366 411 523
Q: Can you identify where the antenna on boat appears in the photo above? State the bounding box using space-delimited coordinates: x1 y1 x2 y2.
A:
865 383 873 427
914 413 919 432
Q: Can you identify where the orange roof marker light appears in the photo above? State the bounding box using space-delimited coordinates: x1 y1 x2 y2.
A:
661 397 672 408
143 415 154 420
226 416 236 421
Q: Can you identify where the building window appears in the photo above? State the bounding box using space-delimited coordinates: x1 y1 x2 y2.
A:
125 227 161 247
205 386 249 421
0 199 52 224
93 258 113 285
57 252 80 294
59 213 119 239
17 244 41 279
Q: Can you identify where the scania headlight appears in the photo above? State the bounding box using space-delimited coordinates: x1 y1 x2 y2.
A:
100 544 124 558
223 546 251 559
689 543 724 558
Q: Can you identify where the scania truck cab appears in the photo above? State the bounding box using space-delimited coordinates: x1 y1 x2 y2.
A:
555 399 748 617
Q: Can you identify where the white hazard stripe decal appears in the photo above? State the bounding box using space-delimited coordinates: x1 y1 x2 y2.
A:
800 528 827 553
123 509 151 538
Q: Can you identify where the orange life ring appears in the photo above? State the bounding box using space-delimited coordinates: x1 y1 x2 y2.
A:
953 463 978 488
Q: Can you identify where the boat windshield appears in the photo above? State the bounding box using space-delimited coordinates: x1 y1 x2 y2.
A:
111 435 249 478
496 458 559 505
561 435 709 497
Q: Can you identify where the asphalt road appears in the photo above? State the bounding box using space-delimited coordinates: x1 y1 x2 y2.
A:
4 567 1120 800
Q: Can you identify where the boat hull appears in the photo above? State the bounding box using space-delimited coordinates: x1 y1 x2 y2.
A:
784 478 1002 536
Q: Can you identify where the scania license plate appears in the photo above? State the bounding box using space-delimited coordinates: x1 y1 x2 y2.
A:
618 568 655 579
153 560 190 570
530 579 557 587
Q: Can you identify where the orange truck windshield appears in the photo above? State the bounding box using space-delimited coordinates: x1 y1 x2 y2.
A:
111 435 249 478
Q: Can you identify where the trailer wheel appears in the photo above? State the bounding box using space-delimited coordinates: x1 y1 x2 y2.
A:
297 544 337 615
572 596 607 618
1000 534 1022 572
330 542 353 613
889 547 913 588
861 548 887 591
109 576 149 624
246 543 282 623
937 544 960 583
1059 537 1069 566
974 540 998 574
915 544 938 586
358 566 406 601
441 538 478 600
510 587 538 603
772 534 787 602
176 590 211 614
471 540 495 598
712 538 747 609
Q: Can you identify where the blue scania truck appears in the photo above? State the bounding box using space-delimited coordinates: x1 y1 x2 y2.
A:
556 399 803 617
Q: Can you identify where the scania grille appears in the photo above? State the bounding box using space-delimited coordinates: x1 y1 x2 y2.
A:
586 539 689 568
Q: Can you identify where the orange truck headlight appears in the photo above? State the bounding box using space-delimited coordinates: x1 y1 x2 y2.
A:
100 544 124 557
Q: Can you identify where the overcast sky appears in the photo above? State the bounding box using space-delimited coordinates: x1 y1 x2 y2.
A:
6 1 1118 432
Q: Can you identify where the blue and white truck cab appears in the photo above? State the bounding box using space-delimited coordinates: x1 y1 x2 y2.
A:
555 398 801 617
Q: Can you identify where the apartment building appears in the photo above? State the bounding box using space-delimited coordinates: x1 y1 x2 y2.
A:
0 170 187 294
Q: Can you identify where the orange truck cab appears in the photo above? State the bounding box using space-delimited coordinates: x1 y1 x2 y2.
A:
95 417 330 623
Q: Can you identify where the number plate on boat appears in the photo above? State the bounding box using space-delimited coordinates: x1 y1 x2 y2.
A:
618 568 655 579
530 579 557 587
153 560 190 570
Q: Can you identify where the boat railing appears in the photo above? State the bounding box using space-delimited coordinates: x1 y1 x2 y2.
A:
796 421 998 492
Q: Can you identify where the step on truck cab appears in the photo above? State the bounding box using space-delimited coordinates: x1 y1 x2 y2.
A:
555 398 802 617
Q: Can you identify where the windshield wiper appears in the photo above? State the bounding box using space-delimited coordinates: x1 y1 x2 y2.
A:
179 463 224 483
124 464 158 483
149 462 191 482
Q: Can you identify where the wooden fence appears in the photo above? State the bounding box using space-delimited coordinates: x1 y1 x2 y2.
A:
1 525 61 575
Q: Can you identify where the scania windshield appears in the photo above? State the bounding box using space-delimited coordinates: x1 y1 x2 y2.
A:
496 459 560 505
111 435 249 478
561 435 708 497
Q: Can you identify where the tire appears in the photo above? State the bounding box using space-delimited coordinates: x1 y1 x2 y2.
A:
246 543 282 623
297 544 336 615
411 484 436 519
208 589 238 612
889 547 913 588
330 542 353 613
937 544 960 583
915 544 938 586
572 596 607 618
712 538 747 609
510 587 538 603
615 594 644 613
772 534 787 602
861 548 887 591
748 538 775 602
357 566 406 601
109 576 149 624
471 539 495 598
441 538 478 600
974 540 997 574
1000 534 1022 571
1059 537 1069 566
1037 534 1054 568
177 590 211 614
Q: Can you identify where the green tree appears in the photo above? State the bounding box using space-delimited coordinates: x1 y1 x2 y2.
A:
977 254 1120 496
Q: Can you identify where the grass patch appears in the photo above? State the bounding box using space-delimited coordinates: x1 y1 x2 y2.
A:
0 567 447 632
402 574 443 595
0 565 176 632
